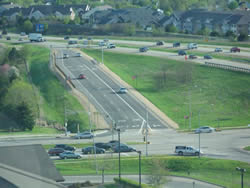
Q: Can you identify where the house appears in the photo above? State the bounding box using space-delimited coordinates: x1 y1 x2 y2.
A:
92 7 164 30
0 145 64 183
1 4 90 22
161 9 250 35
82 5 112 23
0 2 21 15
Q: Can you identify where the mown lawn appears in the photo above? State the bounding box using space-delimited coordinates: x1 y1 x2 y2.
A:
27 45 89 129
244 146 250 151
82 49 250 129
55 156 250 188
0 126 63 135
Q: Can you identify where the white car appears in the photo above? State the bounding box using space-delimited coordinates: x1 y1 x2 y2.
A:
195 126 215 133
117 87 127 94
76 53 82 57
63 54 69 59
107 43 116 49
99 41 106 47
215 48 223 52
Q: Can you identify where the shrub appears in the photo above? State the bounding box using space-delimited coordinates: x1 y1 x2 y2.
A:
237 33 249 41
167 159 192 171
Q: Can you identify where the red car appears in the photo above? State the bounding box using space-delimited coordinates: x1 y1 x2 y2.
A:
230 47 240 53
78 74 86 79
48 148 64 156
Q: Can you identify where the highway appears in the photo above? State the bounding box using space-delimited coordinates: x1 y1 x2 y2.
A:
55 49 167 130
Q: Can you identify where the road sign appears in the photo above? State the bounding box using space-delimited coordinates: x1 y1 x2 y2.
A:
36 24 44 32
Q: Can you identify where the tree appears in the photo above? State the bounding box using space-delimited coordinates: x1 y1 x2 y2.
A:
165 24 178 33
228 1 238 10
237 32 249 41
210 31 220 37
16 102 35 130
23 20 33 33
8 48 20 62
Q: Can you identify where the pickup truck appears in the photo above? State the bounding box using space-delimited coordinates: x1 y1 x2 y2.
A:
175 146 202 156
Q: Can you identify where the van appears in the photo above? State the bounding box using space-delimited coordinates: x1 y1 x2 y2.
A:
187 43 198 49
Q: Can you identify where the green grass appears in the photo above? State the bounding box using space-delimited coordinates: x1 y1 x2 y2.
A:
82 48 250 129
244 146 250 151
55 156 250 188
0 126 63 135
26 45 89 129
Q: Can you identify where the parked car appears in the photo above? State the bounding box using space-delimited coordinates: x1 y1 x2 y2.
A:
64 36 69 40
76 53 82 57
195 126 215 133
175 146 202 156
106 140 120 148
117 87 127 94
113 145 136 153
48 148 64 156
68 40 77 45
139 47 149 52
187 43 198 49
82 146 105 154
63 54 69 59
78 74 86 79
230 47 240 53
178 50 186 56
214 48 223 52
55 144 76 151
204 55 212 59
95 142 111 150
20 32 26 36
74 132 94 139
189 54 198 59
173 42 180 47
107 43 116 48
59 151 81 159
6 36 11 40
156 41 164 46
87 37 92 40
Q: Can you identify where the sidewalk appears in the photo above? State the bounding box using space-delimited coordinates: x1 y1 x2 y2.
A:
63 175 224 188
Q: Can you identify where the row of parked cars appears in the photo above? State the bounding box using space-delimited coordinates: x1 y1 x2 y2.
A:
47 140 137 159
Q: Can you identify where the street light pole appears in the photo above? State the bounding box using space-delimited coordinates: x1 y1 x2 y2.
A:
189 89 192 130
198 110 201 158
236 167 246 188
117 128 121 182
101 46 104 64
137 151 142 188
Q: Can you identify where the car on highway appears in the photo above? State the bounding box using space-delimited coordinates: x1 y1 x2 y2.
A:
82 146 105 154
107 43 116 48
175 146 202 156
64 36 69 40
113 145 136 153
78 74 86 79
48 148 64 156
63 54 69 59
55 144 76 151
18 38 23 41
189 54 197 59
20 32 26 36
95 142 111 150
230 47 240 53
103 38 109 43
117 87 127 94
139 47 149 52
59 151 81 159
68 40 77 45
195 126 215 133
204 55 212 59
99 41 106 47
6 36 11 40
76 52 82 57
74 132 94 139
87 37 92 40
156 41 164 46
214 48 223 52
178 50 186 56
173 42 181 47
187 43 198 49
78 36 83 40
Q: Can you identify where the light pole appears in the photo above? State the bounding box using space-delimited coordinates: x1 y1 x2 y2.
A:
116 128 121 182
198 110 201 158
236 167 246 188
101 46 104 64
137 151 142 188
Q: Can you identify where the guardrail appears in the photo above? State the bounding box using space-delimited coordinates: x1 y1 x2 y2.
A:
204 62 250 73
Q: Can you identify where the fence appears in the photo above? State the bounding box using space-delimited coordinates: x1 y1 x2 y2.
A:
204 61 250 73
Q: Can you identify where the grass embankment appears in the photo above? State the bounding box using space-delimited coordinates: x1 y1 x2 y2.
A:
0 126 62 135
83 49 250 129
93 35 250 48
244 146 250 151
117 44 250 64
55 156 250 188
27 45 89 129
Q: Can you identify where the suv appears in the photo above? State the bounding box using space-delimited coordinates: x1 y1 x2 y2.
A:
187 43 198 49
55 144 76 151
156 41 164 46
173 42 180 47
230 47 240 53
175 146 201 156
139 47 149 52
178 50 187 56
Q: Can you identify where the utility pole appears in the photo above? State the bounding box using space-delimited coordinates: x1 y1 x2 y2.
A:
101 46 104 64
117 128 121 182
198 110 201 158
146 108 149 157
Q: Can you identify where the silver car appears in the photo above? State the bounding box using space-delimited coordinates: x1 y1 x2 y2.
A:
195 126 215 133
59 151 81 159
74 132 94 139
